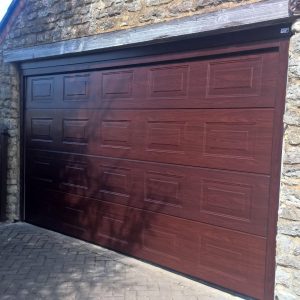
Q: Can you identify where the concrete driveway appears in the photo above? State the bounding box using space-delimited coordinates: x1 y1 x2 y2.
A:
0 223 249 300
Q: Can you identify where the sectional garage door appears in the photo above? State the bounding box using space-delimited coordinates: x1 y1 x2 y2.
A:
24 40 288 299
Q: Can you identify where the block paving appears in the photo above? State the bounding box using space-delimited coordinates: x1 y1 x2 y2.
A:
0 223 249 300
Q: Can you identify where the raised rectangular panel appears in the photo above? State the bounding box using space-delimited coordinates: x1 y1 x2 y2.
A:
204 122 255 158
199 235 244 280
145 171 182 207
31 160 53 183
32 78 54 101
62 119 88 145
101 120 131 148
201 180 252 220
146 121 185 153
102 71 133 99
142 225 178 260
31 118 53 142
60 163 88 191
63 206 83 221
61 206 86 233
206 57 262 97
99 167 130 197
61 222 86 236
97 210 129 245
213 68 253 89
149 65 188 97
63 74 90 100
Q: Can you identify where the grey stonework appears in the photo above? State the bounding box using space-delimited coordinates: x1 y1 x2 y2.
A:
1 0 256 51
275 19 300 300
0 49 20 221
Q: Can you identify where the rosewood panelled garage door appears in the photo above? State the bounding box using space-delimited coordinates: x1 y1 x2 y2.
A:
24 40 288 299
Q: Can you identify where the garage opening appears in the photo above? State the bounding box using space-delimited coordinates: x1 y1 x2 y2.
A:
22 27 289 300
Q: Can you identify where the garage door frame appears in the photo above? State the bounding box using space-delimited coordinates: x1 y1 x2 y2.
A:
19 25 290 300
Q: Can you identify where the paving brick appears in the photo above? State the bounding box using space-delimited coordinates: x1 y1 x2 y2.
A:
0 223 250 300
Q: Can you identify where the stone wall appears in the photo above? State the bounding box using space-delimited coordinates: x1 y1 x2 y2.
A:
0 49 20 221
0 0 257 220
275 19 300 300
3 0 258 49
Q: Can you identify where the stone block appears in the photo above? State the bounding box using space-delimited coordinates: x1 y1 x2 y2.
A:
145 0 173 6
279 202 300 221
286 126 300 145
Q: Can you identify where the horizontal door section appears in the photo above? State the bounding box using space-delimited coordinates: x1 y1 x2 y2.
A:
26 108 274 174
26 51 279 109
26 189 267 300
27 150 270 236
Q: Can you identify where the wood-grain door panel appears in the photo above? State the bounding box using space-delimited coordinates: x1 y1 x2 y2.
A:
26 108 274 174
26 51 279 109
24 41 288 300
27 150 270 236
